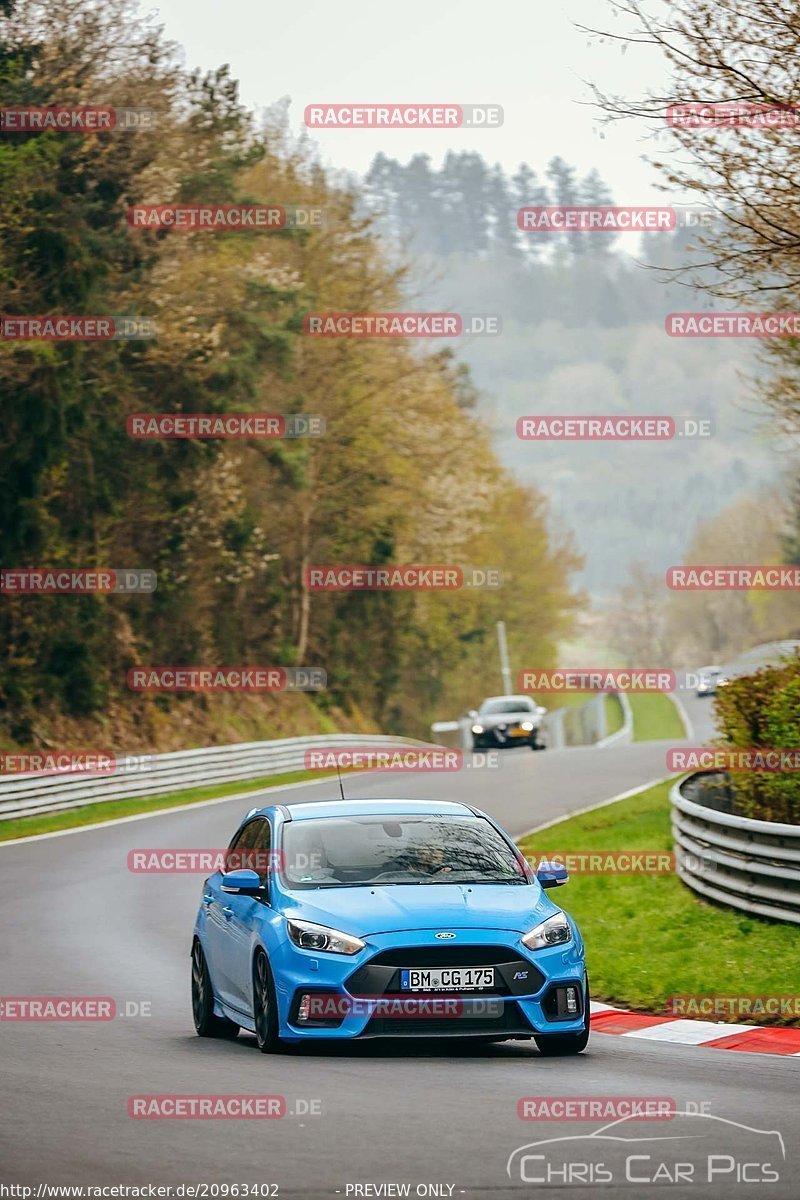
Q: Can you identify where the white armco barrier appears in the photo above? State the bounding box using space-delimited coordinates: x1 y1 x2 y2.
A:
0 734 432 820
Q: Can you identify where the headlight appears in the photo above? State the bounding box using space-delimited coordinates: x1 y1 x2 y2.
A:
521 912 572 951
286 918 365 955
471 724 484 734
520 721 534 731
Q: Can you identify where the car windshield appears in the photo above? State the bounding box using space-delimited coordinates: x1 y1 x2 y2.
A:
479 699 533 714
280 815 528 889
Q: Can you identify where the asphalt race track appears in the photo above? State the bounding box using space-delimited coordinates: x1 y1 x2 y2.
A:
1 704 797 1199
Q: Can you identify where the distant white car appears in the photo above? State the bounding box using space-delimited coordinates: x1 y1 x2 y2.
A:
470 695 547 751
696 666 728 697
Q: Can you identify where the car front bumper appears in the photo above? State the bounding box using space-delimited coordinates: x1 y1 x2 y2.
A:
473 728 540 747
269 924 587 1041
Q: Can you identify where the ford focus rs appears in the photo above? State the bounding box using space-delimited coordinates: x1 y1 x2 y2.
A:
191 797 589 1054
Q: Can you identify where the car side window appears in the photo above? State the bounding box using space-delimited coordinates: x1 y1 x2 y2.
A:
226 819 263 872
251 819 272 887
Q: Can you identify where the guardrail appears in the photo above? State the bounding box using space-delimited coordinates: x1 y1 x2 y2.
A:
0 734 431 822
670 772 800 925
595 692 632 748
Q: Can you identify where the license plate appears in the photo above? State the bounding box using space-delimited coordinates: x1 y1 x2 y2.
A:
510 726 528 736
400 967 495 991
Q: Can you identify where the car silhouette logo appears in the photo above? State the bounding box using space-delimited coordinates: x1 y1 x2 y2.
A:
435 932 456 939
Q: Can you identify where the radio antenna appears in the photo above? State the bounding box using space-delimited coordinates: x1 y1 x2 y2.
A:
336 763 346 801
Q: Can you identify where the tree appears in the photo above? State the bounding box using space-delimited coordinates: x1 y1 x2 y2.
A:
587 0 800 433
0 0 583 747
603 561 671 665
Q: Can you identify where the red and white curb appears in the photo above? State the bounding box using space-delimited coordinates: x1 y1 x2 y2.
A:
590 1001 800 1056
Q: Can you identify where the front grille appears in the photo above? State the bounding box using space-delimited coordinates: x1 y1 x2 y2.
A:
361 999 532 1038
362 946 520 967
346 945 544 998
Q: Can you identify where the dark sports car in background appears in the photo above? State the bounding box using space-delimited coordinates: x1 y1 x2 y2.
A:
696 666 729 697
470 695 547 751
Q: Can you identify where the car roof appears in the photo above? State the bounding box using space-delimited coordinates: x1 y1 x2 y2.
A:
262 798 476 821
480 694 535 705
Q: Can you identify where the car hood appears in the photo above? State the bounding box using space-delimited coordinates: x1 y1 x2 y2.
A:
477 711 539 727
281 881 554 936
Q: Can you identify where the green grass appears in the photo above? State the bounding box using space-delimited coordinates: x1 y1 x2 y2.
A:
517 779 800 1025
604 693 624 736
0 768 340 842
537 692 622 734
629 692 686 741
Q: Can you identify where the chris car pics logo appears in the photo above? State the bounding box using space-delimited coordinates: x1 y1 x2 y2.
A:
506 1112 784 1186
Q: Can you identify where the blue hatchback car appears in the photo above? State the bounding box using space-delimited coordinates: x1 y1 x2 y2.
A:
192 797 589 1054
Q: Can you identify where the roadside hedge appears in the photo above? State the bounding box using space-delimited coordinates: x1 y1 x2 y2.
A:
713 654 800 822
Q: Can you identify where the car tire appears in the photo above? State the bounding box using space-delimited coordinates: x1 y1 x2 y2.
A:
533 979 590 1056
252 948 283 1054
191 939 240 1039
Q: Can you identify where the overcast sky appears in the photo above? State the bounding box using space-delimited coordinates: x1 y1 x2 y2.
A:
149 0 676 203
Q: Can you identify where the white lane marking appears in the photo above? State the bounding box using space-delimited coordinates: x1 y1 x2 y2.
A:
668 691 693 739
515 778 664 841
620 1019 756 1044
0 774 341 849
589 1001 617 1014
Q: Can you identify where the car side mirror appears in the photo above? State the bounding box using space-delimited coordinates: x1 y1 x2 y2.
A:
221 869 261 895
466 710 478 720
536 861 569 889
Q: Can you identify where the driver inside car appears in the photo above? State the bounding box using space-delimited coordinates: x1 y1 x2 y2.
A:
410 844 453 875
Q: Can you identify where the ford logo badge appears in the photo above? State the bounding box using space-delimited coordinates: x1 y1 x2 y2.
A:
435 932 456 939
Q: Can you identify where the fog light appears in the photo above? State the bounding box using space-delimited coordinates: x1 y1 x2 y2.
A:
297 993 312 1022
566 986 578 1014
